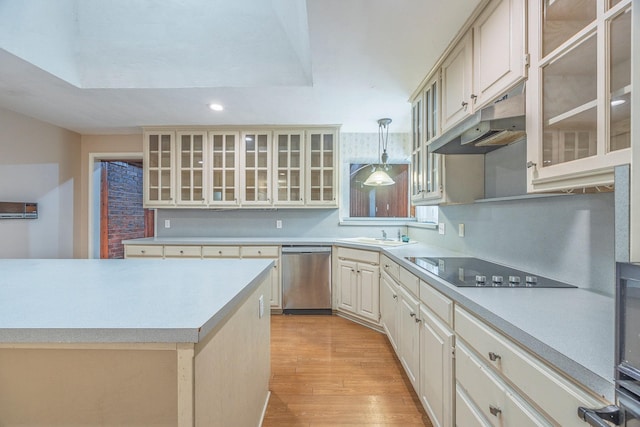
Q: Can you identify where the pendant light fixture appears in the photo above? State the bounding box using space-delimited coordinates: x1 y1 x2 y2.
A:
364 118 395 186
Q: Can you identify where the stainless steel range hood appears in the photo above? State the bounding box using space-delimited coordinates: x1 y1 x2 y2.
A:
430 83 526 155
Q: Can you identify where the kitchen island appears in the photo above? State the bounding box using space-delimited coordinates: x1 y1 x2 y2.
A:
0 258 273 426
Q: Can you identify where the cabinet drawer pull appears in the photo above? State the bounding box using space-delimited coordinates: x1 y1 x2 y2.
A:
141 250 146 254
218 250 223 255
488 352 501 361
415 317 422 323
392 294 397 300
180 250 184 254
489 405 502 417
410 312 416 318
471 93 478 103
461 101 468 110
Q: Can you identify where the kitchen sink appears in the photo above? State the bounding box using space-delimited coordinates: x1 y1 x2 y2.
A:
338 237 416 247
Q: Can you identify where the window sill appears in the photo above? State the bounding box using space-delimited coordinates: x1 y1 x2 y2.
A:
339 218 416 226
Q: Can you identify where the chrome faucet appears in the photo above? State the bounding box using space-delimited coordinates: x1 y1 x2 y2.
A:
381 230 387 240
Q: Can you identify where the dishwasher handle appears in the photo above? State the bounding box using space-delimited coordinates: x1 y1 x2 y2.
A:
282 246 332 254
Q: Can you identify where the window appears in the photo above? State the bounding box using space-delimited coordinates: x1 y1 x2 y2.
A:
349 163 409 217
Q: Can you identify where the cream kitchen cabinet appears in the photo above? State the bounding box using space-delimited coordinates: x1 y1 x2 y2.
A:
455 306 611 426
380 269 399 351
143 127 338 209
441 31 474 132
143 131 175 207
241 131 272 206
163 245 202 258
176 131 207 206
440 0 526 133
398 284 421 394
336 247 379 324
419 282 454 427
273 131 304 206
209 131 240 207
124 244 164 258
306 129 338 206
526 0 632 192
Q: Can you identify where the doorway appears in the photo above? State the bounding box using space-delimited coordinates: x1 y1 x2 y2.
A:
89 154 152 259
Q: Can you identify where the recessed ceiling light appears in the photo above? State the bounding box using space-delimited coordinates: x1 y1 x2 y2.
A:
208 103 224 111
611 99 626 106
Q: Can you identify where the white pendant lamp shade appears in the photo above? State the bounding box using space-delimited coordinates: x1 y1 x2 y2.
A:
364 169 395 186
365 117 395 186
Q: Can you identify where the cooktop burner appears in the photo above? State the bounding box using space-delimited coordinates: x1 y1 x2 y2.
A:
405 257 576 288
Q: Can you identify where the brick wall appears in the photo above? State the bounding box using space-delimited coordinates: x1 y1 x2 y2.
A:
105 161 145 259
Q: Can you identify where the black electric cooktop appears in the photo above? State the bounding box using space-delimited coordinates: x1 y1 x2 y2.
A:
405 257 576 288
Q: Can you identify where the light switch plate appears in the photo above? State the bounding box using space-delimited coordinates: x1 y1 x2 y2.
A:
276 220 282 229
164 219 171 229
458 223 465 237
258 295 264 318
438 223 445 235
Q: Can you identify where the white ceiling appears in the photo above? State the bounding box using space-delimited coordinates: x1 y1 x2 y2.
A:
0 0 481 134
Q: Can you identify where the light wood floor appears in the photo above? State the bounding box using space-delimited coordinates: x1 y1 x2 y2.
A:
263 314 433 427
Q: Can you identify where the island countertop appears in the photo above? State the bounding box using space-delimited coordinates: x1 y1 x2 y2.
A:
0 258 273 344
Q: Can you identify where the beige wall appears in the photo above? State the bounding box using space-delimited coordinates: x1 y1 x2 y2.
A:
0 107 81 258
79 134 142 258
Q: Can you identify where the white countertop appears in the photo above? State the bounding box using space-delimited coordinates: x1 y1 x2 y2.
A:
0 258 273 344
124 236 616 400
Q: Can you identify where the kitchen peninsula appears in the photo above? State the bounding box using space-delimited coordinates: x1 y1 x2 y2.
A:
0 258 272 426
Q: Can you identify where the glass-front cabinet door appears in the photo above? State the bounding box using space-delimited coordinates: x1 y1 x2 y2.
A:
209 131 239 206
412 74 443 205
527 0 632 192
274 131 304 205
144 131 175 206
241 132 272 205
176 132 206 205
306 129 337 206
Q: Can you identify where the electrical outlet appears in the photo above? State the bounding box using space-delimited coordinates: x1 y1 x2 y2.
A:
458 223 465 237
164 219 171 229
438 222 445 235
276 220 282 229
258 295 264 318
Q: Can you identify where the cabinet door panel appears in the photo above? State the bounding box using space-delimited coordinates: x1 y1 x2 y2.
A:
398 286 420 392
380 272 399 351
357 264 379 322
441 32 473 131
456 385 492 427
337 260 358 312
420 305 454 427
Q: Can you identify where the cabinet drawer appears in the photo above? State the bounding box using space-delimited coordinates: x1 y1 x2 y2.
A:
456 342 551 427
399 267 419 296
202 246 241 258
124 245 163 258
163 245 202 258
420 280 453 327
455 306 607 426
456 385 491 427
241 246 279 258
336 247 379 265
381 255 400 281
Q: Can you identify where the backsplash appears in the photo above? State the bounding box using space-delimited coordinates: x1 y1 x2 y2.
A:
409 192 615 296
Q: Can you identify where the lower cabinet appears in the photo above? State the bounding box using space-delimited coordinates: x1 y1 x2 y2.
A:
380 270 399 351
239 246 281 310
455 306 611 427
419 304 454 427
398 285 421 393
336 248 380 324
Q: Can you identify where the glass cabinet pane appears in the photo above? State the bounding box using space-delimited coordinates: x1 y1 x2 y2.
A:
542 0 596 56
210 133 238 203
542 34 597 166
307 131 335 203
609 8 631 152
274 133 303 203
145 132 174 204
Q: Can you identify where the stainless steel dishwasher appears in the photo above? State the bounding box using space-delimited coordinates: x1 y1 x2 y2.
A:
281 246 332 314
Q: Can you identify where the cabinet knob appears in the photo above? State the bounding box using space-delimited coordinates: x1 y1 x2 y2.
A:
410 312 416 318
180 250 184 254
488 352 501 362
470 94 478 103
218 250 223 255
258 251 262 254
489 405 502 417
392 294 397 300
415 317 422 323
141 250 146 254
461 101 468 110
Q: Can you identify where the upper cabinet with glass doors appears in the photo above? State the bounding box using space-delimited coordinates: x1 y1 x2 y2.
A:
144 130 175 207
306 129 338 206
241 132 272 206
209 131 240 206
273 131 305 206
143 126 339 209
526 0 632 192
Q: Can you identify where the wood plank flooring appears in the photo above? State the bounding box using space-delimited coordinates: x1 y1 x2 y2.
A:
263 314 433 427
